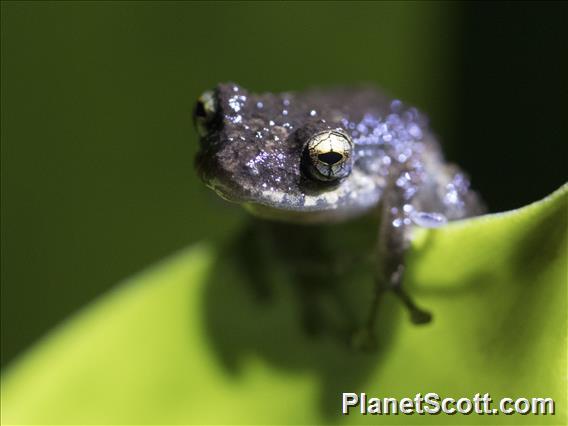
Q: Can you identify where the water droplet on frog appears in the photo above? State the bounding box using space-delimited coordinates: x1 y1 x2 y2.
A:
390 99 403 112
408 124 423 139
392 218 403 228
411 211 447 228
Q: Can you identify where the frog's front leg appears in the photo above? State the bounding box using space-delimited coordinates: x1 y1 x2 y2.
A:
377 187 433 325
353 178 432 350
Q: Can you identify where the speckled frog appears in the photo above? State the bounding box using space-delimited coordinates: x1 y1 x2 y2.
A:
194 83 482 347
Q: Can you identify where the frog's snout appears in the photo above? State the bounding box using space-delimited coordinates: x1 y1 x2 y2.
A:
194 146 241 204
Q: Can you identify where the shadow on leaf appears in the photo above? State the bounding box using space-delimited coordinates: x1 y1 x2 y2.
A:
202 218 402 419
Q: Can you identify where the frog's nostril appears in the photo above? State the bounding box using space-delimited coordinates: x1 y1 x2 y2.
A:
318 152 343 165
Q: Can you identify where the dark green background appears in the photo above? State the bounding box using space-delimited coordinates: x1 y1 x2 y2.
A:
1 1 566 367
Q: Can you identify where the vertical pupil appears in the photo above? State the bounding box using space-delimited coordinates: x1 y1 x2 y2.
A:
318 152 343 165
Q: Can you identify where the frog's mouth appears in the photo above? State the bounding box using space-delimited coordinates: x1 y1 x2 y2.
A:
203 177 249 205
199 165 382 224
205 179 363 223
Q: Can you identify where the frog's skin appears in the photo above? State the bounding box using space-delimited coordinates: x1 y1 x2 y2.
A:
194 83 483 348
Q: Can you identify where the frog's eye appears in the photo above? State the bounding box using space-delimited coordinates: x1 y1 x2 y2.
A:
303 130 354 182
193 91 217 137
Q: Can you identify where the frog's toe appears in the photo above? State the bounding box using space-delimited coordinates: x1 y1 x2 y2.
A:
410 308 433 325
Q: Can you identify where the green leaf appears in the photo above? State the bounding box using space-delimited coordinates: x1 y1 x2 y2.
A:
2 185 566 425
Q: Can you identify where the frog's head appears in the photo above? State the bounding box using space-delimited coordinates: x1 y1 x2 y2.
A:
193 83 385 223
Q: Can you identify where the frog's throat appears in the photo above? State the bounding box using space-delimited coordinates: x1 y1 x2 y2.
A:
243 202 371 224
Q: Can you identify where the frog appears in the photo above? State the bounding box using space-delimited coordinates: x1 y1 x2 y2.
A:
193 82 483 349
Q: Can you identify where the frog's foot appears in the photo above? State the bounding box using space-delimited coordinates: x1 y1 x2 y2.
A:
350 327 378 352
409 307 433 325
391 286 433 325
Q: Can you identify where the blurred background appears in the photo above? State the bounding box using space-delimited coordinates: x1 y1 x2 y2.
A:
1 1 566 368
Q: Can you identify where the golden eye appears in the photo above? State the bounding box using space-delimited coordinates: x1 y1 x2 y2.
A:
304 130 354 181
193 90 217 137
